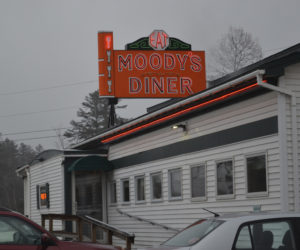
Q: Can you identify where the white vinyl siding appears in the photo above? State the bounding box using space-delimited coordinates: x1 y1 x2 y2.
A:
107 91 280 249
109 91 278 160
107 135 280 248
29 156 65 230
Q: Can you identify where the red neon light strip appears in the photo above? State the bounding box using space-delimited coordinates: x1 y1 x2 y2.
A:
101 83 259 144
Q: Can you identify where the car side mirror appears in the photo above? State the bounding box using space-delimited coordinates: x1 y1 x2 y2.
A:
41 233 55 249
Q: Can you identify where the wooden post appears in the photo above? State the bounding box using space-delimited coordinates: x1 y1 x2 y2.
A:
92 224 97 243
126 237 131 250
107 231 113 245
78 219 83 242
49 217 53 232
41 215 45 228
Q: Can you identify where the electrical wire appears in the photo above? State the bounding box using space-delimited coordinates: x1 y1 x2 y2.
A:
0 79 97 96
0 106 79 118
10 135 59 142
1 127 71 136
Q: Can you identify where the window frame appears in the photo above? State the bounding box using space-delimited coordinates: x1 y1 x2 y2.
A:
245 152 268 197
190 164 206 201
121 178 130 204
215 159 235 200
135 175 146 204
37 183 50 209
150 172 163 202
168 168 182 201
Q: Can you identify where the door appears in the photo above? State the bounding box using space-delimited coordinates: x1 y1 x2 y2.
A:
75 171 103 220
74 171 103 240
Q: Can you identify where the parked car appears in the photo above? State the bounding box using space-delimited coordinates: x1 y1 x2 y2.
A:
0 208 119 250
143 212 300 250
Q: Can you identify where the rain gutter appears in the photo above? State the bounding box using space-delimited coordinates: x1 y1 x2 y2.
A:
257 74 299 212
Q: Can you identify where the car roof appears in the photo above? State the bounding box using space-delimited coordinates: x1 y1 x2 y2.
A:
0 207 12 212
213 211 300 223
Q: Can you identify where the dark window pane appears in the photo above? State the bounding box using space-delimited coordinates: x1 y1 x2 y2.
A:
136 177 145 201
247 155 267 193
191 165 205 198
152 173 162 199
123 180 130 202
217 161 233 195
170 169 182 198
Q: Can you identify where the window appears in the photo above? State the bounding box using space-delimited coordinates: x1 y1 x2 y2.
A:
151 172 162 201
234 220 296 250
36 183 50 209
135 176 145 202
169 169 182 200
191 165 206 199
0 215 42 245
121 179 130 203
246 154 267 193
216 160 233 196
110 181 117 204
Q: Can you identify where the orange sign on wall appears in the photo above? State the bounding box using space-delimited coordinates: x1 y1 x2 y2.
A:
98 31 206 98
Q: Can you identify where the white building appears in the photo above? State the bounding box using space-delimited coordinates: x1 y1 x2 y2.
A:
17 44 300 248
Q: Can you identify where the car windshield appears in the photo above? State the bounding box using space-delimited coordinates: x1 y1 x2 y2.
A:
162 219 223 247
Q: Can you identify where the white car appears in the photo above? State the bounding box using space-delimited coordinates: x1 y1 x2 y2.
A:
145 212 300 250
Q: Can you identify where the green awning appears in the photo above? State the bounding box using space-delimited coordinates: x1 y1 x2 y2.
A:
68 155 113 172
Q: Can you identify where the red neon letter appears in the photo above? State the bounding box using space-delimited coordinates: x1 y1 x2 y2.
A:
176 54 188 70
164 53 175 70
149 53 162 70
152 77 164 94
167 77 178 94
190 55 202 72
149 33 156 48
129 77 142 94
134 53 147 70
118 54 132 72
180 77 193 94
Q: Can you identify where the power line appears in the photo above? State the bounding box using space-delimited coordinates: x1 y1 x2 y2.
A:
12 135 59 142
1 127 71 136
0 79 97 96
0 105 79 118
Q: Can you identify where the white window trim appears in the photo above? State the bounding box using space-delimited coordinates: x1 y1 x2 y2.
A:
215 159 235 200
150 172 163 203
190 164 207 202
109 180 117 205
135 175 146 204
168 168 183 201
121 178 130 205
245 152 269 198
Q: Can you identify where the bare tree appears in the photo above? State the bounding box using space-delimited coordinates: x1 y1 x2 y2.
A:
209 26 263 79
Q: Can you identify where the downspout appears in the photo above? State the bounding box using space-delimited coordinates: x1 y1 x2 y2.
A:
257 72 299 212
25 167 31 218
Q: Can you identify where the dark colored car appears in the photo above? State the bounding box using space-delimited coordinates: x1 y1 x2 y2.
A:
0 208 118 250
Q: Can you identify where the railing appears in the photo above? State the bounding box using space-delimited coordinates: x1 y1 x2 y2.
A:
41 214 135 250
117 209 180 232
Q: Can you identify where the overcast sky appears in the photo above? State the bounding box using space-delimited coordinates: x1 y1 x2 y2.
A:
1 0 300 149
